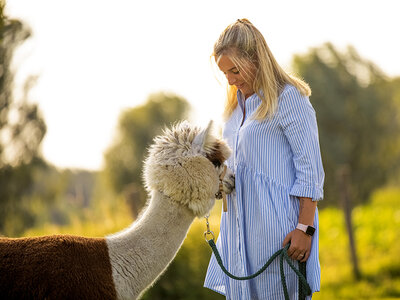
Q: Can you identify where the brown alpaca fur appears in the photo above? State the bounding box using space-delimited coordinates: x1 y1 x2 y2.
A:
206 140 227 168
0 235 117 300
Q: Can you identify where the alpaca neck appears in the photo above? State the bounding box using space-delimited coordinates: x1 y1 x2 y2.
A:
106 190 196 299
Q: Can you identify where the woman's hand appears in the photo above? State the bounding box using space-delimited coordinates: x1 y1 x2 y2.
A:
282 229 312 263
282 196 317 262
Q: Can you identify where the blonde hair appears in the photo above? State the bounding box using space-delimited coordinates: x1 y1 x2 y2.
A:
213 18 311 120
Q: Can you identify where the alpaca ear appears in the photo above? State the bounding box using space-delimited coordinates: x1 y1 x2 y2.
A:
193 120 215 152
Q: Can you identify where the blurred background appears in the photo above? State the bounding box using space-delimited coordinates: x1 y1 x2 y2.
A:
1 0 400 299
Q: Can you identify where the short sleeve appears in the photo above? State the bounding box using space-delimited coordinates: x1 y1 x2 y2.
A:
278 86 325 201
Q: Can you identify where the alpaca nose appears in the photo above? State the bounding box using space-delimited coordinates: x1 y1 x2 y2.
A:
222 170 235 194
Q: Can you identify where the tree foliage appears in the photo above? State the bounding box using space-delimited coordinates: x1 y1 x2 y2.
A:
292 43 400 206
0 2 47 234
103 92 190 217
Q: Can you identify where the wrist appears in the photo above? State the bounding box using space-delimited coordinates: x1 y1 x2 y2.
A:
296 223 315 236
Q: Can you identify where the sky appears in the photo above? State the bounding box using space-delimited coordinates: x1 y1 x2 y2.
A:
6 0 400 171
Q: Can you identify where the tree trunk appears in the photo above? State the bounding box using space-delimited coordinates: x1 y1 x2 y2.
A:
337 165 361 280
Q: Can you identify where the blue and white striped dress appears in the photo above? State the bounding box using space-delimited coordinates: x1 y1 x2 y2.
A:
204 84 325 299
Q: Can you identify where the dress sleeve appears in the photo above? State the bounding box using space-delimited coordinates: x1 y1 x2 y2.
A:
278 86 325 201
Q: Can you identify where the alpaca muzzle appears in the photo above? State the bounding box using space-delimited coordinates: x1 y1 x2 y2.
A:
215 165 235 212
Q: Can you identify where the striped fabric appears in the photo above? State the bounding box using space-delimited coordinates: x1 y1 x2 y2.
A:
204 84 325 299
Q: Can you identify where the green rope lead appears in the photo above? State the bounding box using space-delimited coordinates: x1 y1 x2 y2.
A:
299 259 307 300
208 239 311 300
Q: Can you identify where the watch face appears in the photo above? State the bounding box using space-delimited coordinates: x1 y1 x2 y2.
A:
306 226 315 236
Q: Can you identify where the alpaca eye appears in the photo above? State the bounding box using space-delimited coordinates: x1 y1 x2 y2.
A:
206 152 222 168
211 159 222 168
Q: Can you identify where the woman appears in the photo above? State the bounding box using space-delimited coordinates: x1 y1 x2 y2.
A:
204 19 325 299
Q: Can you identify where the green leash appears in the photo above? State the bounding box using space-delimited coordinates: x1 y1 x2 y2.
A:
204 217 311 300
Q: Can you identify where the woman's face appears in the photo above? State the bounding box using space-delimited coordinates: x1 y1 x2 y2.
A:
216 54 255 99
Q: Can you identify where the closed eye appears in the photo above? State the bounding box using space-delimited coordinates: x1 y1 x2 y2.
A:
223 67 240 75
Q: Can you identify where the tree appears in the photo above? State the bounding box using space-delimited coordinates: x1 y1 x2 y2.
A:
0 2 47 235
292 43 400 206
103 92 190 218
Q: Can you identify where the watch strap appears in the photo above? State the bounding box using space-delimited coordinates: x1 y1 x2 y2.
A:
296 223 315 236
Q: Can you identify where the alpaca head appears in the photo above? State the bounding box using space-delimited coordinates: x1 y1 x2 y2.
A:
143 121 232 217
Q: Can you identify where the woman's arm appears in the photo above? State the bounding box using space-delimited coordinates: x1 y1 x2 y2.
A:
298 196 317 226
278 86 324 262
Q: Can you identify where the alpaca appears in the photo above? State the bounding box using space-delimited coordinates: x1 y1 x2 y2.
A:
0 121 234 300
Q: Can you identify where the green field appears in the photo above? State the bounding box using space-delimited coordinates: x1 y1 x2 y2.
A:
314 187 400 299
24 187 400 299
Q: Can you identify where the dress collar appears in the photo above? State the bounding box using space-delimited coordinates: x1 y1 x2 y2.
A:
237 90 260 114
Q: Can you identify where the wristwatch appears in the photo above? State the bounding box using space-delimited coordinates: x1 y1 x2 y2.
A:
296 223 315 236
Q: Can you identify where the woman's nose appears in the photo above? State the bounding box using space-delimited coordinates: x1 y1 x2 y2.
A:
226 74 236 85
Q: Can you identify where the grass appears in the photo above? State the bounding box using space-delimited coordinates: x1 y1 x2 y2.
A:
314 187 400 299
21 187 400 299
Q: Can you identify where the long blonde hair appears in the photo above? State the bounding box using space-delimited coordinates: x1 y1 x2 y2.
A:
213 18 311 120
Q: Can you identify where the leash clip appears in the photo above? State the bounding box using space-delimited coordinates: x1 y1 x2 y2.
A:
204 214 215 242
